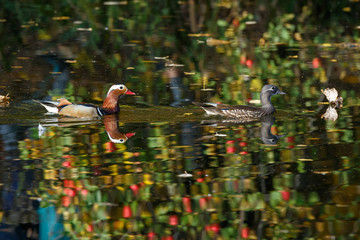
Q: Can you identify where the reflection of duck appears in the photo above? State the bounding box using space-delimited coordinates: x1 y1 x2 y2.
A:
260 116 284 145
193 85 285 118
38 115 135 143
35 84 135 118
103 115 135 143
197 115 284 145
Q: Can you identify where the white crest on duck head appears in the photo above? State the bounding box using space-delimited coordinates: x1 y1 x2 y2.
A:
107 84 127 96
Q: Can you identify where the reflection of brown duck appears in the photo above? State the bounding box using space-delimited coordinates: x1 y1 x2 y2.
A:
38 114 135 143
103 115 135 143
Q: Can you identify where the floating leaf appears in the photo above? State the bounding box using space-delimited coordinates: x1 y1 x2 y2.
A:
321 88 343 108
217 19 228 27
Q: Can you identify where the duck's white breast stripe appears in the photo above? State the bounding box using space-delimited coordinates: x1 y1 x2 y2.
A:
96 107 104 116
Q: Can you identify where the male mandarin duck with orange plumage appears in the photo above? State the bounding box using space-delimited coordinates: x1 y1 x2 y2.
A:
36 84 135 118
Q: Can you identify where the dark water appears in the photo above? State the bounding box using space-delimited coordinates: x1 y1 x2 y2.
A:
2 1 360 240
1 85 359 239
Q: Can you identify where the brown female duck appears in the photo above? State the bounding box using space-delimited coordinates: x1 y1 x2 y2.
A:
193 85 285 119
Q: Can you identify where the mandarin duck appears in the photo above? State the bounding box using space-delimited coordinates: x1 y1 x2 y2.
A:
36 84 135 118
193 85 285 119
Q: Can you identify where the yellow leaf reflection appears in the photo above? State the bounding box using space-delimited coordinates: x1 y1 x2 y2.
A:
206 38 231 46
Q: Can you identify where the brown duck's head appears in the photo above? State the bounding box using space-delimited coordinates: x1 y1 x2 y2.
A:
106 84 135 97
102 84 135 110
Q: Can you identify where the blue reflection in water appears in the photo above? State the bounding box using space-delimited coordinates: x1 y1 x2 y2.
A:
0 125 40 239
35 55 70 100
38 206 68 240
180 122 202 170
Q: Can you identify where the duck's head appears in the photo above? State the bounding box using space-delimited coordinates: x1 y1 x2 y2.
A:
106 84 135 97
103 114 135 143
107 132 135 143
261 134 285 145
102 84 135 111
261 85 286 96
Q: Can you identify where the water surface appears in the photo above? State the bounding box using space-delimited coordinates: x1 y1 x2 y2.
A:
1 1 360 239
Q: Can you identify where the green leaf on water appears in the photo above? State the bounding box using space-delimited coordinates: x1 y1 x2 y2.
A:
217 19 228 27
96 190 101 202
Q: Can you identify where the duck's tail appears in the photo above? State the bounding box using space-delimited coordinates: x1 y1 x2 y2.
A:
33 100 59 113
192 102 222 116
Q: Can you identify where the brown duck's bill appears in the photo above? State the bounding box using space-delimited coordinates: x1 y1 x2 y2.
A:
125 133 135 138
126 90 135 95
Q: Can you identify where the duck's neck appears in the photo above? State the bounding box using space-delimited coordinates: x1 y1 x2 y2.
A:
260 93 275 114
101 90 121 114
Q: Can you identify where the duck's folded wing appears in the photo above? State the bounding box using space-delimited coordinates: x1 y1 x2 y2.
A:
221 105 264 118
192 102 229 115
59 104 100 118
193 102 262 118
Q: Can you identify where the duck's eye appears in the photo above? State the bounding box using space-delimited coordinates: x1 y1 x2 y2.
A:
119 85 124 90
271 87 275 90
119 139 125 143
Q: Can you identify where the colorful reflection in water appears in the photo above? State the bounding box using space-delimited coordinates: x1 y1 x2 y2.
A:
1 101 360 239
2 1 360 239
